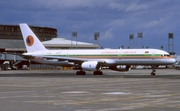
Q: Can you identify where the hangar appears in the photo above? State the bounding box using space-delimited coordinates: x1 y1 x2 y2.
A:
0 24 98 70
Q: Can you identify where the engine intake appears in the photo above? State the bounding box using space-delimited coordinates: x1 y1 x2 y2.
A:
81 61 100 71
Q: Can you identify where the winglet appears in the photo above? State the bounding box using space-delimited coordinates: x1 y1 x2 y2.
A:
19 23 47 52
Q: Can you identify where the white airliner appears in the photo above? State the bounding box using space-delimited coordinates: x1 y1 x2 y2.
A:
19 23 176 75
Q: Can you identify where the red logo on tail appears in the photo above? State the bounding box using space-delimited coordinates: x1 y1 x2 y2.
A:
26 35 34 46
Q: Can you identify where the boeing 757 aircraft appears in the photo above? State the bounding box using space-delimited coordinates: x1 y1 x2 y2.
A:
19 23 175 75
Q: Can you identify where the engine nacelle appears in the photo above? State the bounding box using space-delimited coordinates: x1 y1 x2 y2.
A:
81 61 100 71
109 65 131 72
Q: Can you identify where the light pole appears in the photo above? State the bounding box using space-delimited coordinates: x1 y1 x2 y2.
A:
72 31 77 49
168 33 174 54
94 32 100 49
137 32 143 48
129 34 134 48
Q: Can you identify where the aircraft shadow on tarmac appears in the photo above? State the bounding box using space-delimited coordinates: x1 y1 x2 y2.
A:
0 72 180 79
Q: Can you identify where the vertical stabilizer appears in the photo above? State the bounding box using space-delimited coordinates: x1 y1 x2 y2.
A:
19 23 47 52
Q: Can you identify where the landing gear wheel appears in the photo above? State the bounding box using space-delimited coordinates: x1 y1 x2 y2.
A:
93 71 103 75
76 71 86 75
151 72 156 76
151 67 156 76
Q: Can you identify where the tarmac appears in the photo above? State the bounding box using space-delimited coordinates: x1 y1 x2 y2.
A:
0 69 180 111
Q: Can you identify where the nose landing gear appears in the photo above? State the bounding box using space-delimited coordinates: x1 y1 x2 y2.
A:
151 67 156 76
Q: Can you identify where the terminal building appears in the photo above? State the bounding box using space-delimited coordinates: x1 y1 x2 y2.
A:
0 24 57 52
0 24 98 70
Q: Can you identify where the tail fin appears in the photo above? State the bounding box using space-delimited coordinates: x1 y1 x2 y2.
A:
19 23 47 52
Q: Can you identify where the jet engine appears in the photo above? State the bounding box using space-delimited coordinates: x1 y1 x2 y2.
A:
81 61 100 71
109 65 131 72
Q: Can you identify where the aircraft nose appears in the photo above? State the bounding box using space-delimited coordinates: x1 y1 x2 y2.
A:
171 58 176 63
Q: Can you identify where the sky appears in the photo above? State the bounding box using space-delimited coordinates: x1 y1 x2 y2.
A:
1 0 180 54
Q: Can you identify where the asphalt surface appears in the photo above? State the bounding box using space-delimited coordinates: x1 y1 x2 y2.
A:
0 69 180 111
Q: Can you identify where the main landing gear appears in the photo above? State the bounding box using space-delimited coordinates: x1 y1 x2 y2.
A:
93 70 103 75
76 70 103 75
151 67 156 76
76 70 86 75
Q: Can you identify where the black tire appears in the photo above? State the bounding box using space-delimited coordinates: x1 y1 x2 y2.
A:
93 71 103 75
151 72 156 76
76 71 86 75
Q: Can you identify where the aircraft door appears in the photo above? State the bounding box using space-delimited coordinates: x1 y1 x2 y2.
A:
151 52 155 59
118 51 122 59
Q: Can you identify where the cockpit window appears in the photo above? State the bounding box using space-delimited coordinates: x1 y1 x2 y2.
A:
164 54 170 57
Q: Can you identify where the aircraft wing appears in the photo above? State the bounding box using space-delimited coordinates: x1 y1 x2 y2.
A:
42 56 106 64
